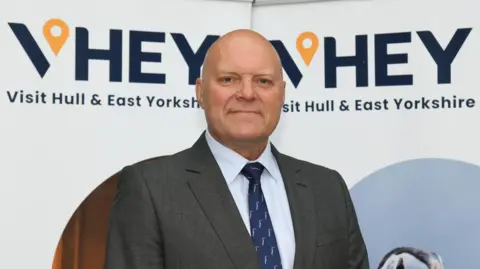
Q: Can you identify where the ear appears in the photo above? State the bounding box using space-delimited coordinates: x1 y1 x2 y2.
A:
195 78 205 109
281 80 286 104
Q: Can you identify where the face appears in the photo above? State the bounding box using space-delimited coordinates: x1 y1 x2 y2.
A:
196 34 285 144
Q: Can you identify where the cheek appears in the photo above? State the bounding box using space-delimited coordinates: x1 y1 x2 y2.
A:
210 94 228 107
205 90 232 114
263 95 283 114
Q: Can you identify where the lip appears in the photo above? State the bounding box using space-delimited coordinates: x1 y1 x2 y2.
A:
230 111 260 114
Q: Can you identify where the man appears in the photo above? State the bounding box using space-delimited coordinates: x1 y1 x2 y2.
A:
104 29 369 269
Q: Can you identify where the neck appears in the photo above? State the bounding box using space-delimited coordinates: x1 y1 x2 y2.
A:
229 141 267 161
208 129 268 161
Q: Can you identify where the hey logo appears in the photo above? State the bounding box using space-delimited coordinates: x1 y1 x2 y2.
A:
9 18 70 78
271 28 473 89
8 18 219 85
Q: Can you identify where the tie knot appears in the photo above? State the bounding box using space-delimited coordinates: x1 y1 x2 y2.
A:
241 162 265 183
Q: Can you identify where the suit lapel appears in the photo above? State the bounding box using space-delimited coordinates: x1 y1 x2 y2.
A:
272 145 316 269
185 133 261 269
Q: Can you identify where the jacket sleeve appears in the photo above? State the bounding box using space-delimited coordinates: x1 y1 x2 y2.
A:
104 165 164 269
335 170 370 269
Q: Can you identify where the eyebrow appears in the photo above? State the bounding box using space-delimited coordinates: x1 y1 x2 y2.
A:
216 70 276 77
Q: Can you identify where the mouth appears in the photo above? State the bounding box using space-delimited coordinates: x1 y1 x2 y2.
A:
230 110 260 115
230 111 261 118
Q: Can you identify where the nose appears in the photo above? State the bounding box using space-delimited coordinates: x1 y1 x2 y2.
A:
237 80 255 100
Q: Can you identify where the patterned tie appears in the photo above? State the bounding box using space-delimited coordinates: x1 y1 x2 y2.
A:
241 162 283 269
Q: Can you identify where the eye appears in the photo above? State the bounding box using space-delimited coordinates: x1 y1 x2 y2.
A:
258 78 273 85
219 76 235 84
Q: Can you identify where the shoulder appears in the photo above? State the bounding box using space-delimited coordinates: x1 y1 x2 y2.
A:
280 152 343 180
117 147 192 181
278 152 349 194
279 153 354 215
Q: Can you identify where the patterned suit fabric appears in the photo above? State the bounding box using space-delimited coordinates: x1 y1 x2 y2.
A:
241 162 283 269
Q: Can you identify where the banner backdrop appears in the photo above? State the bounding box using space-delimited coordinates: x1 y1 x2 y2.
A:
2 0 479 268
254 0 479 268
0 0 251 268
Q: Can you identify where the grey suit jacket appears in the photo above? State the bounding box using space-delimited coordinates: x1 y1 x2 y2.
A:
104 132 369 269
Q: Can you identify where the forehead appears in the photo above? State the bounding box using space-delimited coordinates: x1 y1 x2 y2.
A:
213 39 278 74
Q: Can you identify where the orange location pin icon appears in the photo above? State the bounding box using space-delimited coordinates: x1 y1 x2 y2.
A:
43 18 69 56
296 32 319 66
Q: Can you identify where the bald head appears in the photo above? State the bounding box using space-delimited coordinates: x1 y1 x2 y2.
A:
201 29 282 79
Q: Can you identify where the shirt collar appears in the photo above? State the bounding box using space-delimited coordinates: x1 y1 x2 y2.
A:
205 129 281 185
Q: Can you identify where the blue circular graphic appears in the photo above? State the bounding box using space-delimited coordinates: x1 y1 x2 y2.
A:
350 158 480 268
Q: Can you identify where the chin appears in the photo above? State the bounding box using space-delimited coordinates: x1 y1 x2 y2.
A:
228 128 265 142
231 132 263 141
224 120 269 141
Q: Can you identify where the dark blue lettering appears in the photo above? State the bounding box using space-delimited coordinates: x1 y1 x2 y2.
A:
270 40 303 88
324 35 368 88
75 28 122 82
8 23 50 77
129 31 166 84
171 33 219 85
375 32 413 86
418 28 471 84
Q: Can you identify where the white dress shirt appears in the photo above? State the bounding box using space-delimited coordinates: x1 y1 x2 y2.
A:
205 130 296 269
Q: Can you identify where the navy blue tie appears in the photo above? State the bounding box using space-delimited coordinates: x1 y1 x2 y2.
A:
241 162 283 269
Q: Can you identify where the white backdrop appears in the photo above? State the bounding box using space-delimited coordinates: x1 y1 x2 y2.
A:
2 0 479 268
